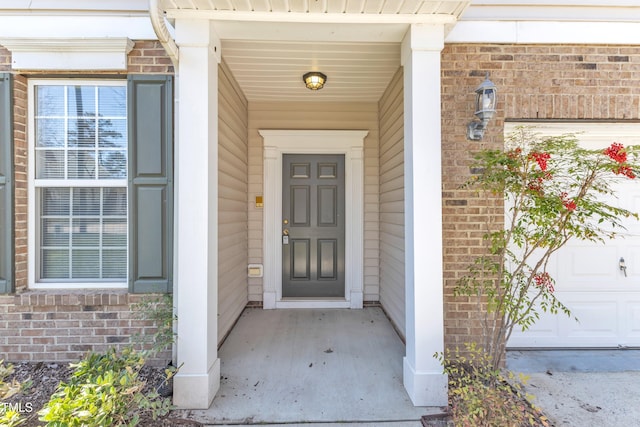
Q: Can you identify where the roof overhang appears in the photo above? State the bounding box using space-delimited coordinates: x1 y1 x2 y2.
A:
159 0 469 42
154 1 470 102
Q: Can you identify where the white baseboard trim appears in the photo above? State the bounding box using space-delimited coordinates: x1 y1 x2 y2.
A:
173 358 220 409
403 357 448 407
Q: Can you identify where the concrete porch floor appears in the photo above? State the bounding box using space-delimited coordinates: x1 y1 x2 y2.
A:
177 307 442 426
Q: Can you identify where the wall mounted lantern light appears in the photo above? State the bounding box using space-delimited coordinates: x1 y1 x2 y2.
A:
303 71 327 90
467 73 497 140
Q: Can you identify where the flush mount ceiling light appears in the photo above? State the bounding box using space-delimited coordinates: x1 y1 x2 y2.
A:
303 71 327 90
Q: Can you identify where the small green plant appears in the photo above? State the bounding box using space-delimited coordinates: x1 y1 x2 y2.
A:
437 344 549 427
38 347 173 427
0 361 23 401
0 410 24 427
0 360 30 427
132 294 176 358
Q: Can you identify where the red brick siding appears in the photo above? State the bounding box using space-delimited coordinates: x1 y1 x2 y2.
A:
13 74 27 292
0 291 170 363
127 41 174 74
0 47 10 71
441 44 640 349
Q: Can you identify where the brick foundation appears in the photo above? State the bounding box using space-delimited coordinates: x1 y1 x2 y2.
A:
0 291 171 364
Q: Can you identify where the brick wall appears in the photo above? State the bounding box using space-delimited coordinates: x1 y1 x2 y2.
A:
441 44 640 349
127 41 174 74
13 74 27 292
0 291 170 363
0 47 10 71
1 41 174 363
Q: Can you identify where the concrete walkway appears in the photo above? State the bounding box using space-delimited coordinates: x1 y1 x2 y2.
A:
176 307 442 426
173 309 640 426
507 349 640 427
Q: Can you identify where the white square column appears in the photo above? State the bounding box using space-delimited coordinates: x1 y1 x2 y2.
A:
173 19 222 409
401 24 448 407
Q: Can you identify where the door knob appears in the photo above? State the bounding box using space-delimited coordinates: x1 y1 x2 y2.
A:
283 229 289 236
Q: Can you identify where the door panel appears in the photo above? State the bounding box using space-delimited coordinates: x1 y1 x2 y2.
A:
318 239 338 280
291 186 310 226
318 186 337 226
291 239 310 279
283 154 345 298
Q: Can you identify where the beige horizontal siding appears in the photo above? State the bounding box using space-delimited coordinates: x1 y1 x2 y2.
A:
247 101 380 302
218 61 249 344
378 67 405 337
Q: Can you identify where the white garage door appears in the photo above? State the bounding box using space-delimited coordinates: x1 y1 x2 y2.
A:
507 122 640 348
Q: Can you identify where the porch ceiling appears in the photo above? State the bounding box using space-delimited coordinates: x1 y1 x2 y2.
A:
220 39 400 102
160 0 470 102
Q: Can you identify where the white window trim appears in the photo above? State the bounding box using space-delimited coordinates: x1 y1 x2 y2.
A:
28 79 128 290
0 38 134 71
260 129 368 309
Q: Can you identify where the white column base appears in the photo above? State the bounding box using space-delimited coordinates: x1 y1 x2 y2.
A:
403 357 448 407
350 291 363 309
173 358 221 409
263 291 276 309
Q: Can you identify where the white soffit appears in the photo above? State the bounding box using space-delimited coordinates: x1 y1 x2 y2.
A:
447 21 640 44
0 38 135 71
463 1 640 22
449 0 640 44
0 16 156 39
0 0 149 12
160 0 470 16
161 0 466 42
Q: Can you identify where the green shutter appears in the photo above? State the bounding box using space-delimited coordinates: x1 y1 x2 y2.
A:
128 75 173 293
0 74 12 293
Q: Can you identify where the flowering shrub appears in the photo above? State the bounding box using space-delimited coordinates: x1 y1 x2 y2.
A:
455 127 639 370
436 343 550 427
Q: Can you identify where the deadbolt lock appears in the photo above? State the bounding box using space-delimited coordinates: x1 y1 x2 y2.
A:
283 219 289 224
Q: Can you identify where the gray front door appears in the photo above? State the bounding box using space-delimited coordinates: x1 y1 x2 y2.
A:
282 154 345 297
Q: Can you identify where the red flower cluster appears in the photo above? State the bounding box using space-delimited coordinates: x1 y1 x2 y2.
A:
603 142 627 163
529 152 551 171
614 165 636 179
560 192 577 211
563 200 577 211
533 272 554 293
604 142 636 179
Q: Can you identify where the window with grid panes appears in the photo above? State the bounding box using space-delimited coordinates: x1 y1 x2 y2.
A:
33 81 127 285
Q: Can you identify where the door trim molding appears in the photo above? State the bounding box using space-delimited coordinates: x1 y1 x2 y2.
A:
260 130 368 309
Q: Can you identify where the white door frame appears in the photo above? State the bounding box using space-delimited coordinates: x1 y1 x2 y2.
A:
260 130 368 309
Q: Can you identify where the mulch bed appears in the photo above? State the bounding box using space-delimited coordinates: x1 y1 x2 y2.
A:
3 361 201 426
